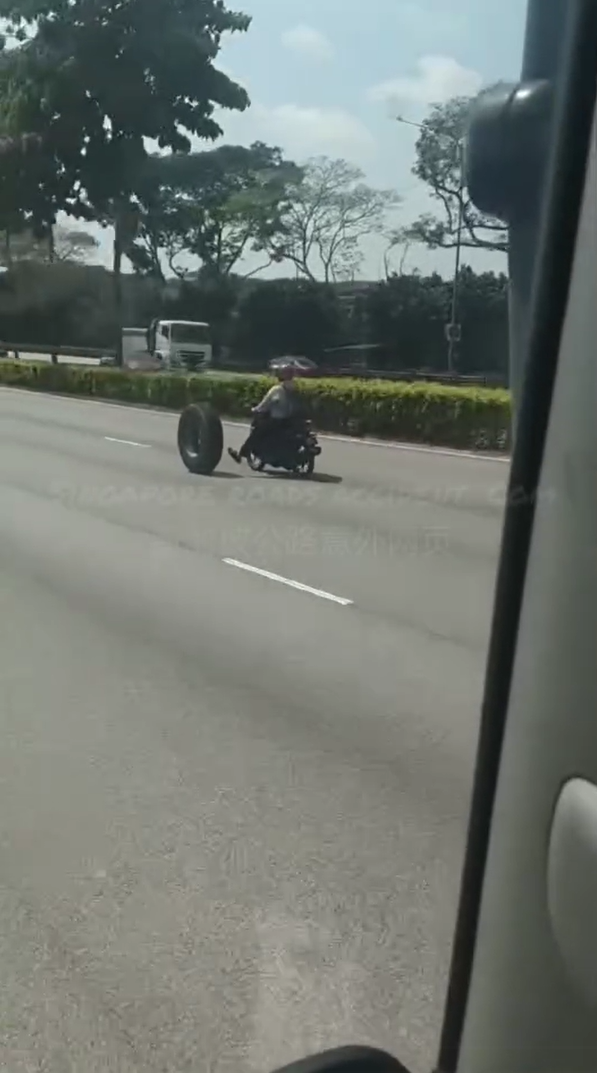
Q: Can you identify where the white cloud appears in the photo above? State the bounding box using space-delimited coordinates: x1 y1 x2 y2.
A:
368 55 483 111
281 24 334 63
256 104 375 161
221 101 376 164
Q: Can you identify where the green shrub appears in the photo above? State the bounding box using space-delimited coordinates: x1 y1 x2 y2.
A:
0 362 511 451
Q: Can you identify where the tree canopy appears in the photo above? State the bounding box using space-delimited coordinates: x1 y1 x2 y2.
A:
232 279 346 361
0 224 99 266
120 150 401 283
268 157 401 282
0 0 251 362
0 261 510 379
0 0 251 224
403 94 508 254
128 142 302 280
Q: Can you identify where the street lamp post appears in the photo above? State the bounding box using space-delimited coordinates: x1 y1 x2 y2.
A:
396 114 465 374
447 139 465 372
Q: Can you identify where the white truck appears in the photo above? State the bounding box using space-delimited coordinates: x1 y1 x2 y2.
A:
147 318 213 371
101 320 213 371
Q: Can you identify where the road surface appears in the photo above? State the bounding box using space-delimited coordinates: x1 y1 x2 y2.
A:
0 387 508 1073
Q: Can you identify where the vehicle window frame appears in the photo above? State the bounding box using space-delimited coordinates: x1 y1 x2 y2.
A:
437 3 597 1068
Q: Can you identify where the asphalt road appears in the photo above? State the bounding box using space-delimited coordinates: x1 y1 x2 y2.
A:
0 387 508 1073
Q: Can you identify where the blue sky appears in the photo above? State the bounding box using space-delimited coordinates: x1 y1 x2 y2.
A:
89 0 528 278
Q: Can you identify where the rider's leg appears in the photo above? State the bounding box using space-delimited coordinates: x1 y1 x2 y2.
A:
228 416 268 463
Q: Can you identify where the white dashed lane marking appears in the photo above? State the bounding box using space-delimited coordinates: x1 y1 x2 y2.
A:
222 558 354 606
104 436 150 448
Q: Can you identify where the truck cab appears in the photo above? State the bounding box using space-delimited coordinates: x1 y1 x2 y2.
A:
149 319 212 372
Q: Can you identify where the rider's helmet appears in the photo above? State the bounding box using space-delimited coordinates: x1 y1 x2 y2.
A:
276 361 296 383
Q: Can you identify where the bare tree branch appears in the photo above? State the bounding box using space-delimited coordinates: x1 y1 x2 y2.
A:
405 92 509 255
269 156 401 281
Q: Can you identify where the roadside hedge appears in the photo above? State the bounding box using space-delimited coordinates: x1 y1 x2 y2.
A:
0 361 511 451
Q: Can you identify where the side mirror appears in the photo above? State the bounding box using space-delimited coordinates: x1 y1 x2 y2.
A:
270 1046 413 1073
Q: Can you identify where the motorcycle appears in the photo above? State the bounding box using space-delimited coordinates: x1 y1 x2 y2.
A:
246 417 322 476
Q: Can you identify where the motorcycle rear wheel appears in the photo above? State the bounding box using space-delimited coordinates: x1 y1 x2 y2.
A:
247 453 265 472
296 456 315 476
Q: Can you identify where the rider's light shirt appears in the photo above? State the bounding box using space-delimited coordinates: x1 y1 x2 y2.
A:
254 383 296 419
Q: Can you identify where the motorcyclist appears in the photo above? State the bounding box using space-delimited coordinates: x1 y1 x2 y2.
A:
228 363 301 464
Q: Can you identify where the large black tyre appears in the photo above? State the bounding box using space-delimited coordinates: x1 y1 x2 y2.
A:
177 403 224 475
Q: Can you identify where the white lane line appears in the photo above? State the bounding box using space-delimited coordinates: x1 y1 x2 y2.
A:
104 436 150 448
0 387 509 464
220 421 508 462
222 557 353 606
265 429 509 463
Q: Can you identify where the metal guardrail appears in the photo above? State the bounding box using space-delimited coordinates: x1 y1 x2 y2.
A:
219 361 507 387
336 369 507 386
0 341 115 360
0 344 507 387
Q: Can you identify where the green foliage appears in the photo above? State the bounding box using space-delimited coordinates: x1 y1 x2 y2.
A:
0 224 99 267
364 267 509 375
402 93 508 253
453 267 509 375
231 279 346 363
162 272 242 358
0 263 510 376
0 261 158 347
127 151 401 284
131 142 302 279
0 125 56 245
0 0 251 224
0 0 251 367
365 272 448 367
0 361 511 451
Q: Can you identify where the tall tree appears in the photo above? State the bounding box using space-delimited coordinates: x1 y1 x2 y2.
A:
269 157 401 282
365 272 449 370
0 224 99 266
129 142 301 280
0 127 50 263
0 0 250 215
402 94 508 253
52 227 100 264
365 268 508 374
232 279 346 362
0 0 251 357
